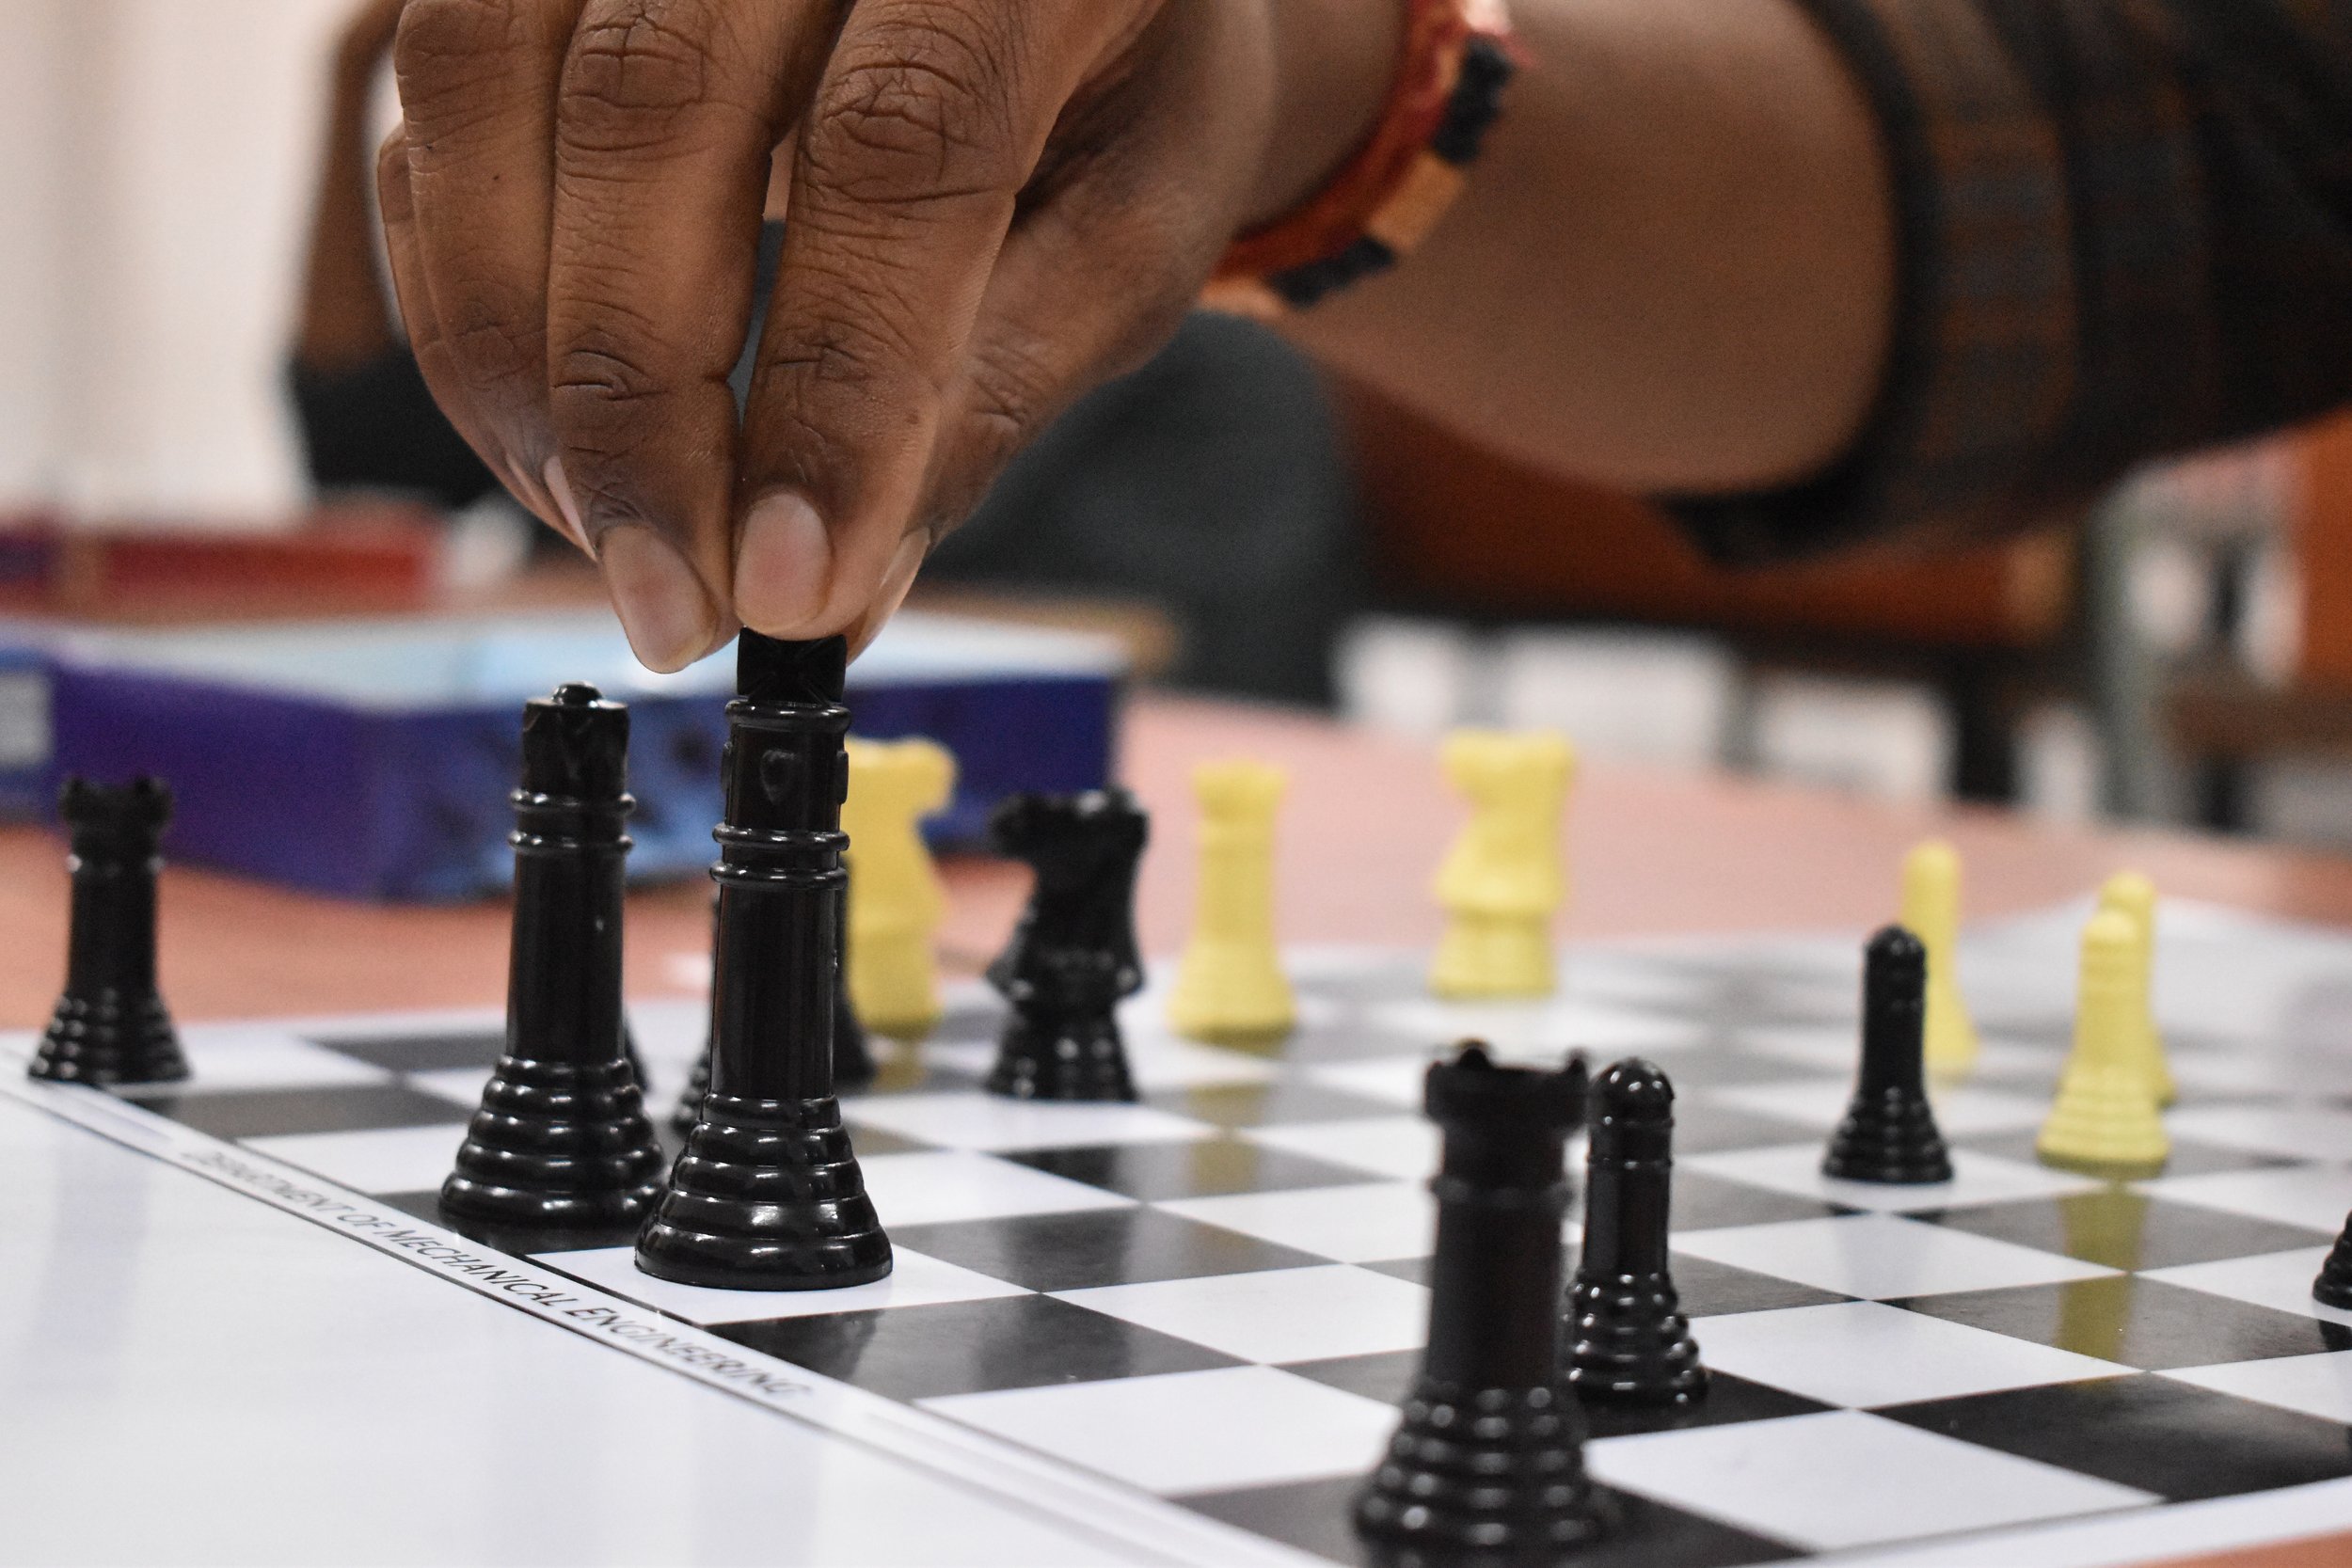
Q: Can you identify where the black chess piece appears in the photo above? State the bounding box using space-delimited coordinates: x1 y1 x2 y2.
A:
675 896 872 1132
30 777 187 1085
1567 1058 1708 1407
440 685 665 1232
1356 1045 1615 1560
636 634 891 1291
2316 1219 2352 1310
984 790 1148 1101
1822 926 1954 1183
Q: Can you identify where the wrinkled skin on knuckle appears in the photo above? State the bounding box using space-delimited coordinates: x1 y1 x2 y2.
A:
560 9 732 158
809 24 1027 204
395 0 549 140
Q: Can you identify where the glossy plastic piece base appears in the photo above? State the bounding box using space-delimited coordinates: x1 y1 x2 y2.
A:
439 1056 665 1230
2316 1226 2352 1310
1355 1380 1617 1561
1822 1087 1954 1184
985 1010 1136 1101
1566 1273 1708 1408
636 1091 891 1291
30 993 187 1086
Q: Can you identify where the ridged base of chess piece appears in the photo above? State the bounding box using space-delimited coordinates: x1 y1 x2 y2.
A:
30 992 187 1085
1823 1087 1953 1183
1566 1273 1708 1407
439 1056 664 1229
2314 1227 2352 1310
636 1092 891 1290
672 1049 709 1134
1430 914 1556 1001
986 1009 1135 1101
1355 1379 1615 1561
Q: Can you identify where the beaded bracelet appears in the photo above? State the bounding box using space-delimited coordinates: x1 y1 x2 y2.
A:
1202 0 1516 319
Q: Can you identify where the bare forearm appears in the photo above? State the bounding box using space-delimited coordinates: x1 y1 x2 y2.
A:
296 60 399 372
1279 0 1897 497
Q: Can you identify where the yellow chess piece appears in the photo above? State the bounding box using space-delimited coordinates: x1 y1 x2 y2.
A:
2097 871 2176 1105
2037 910 2169 1176
1902 840 1979 1077
1430 731 1574 1000
1168 760 1295 1040
841 736 956 1038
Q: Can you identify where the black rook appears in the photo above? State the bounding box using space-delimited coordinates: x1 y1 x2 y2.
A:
636 634 890 1291
1356 1045 1614 1559
30 777 186 1086
1823 926 1954 1184
440 685 664 1232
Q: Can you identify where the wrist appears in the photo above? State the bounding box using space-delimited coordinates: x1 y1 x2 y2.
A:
1241 0 1407 233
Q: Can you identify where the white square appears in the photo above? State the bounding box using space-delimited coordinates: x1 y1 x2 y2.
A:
1116 1030 1283 1090
1304 1056 1436 1109
2162 1352 2352 1424
407 1066 494 1108
624 997 709 1065
922 1367 1396 1494
2139 1166 2352 1232
2166 1104 2352 1163
1703 1081 2054 1136
1681 1144 2101 1214
1691 1301 2128 1407
1673 1213 2117 1300
1734 1024 1856 1072
1057 1263 1429 1363
1240 1117 1439 1180
1158 1183 1441 1263
857 1150 1135 1226
2167 1050 2352 1098
1587 1410 2153 1551
2141 1248 2352 1328
1368 996 1700 1059
548 1243 1027 1323
245 1123 467 1194
119 1029 395 1094
844 1092 1215 1153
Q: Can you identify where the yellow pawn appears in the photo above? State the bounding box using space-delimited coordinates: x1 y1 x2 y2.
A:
1168 760 1295 1040
1430 731 1574 1000
1903 840 1979 1077
2097 871 2176 1106
2037 911 2170 1176
842 736 957 1038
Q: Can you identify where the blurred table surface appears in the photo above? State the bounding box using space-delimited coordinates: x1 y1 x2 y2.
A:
8 693 2352 1568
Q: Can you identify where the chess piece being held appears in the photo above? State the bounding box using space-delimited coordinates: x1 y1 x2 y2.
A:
1356 1044 1615 1557
1569 1058 1707 1406
30 777 187 1085
2037 910 2169 1177
842 736 957 1039
1822 926 1954 1184
1167 759 1295 1042
1430 730 1574 1001
985 789 1149 1101
440 684 664 1233
636 634 891 1291
1902 840 1979 1077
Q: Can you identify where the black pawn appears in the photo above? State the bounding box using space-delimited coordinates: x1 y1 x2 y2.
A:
1567 1059 1707 1407
440 685 664 1232
674 901 871 1132
1356 1045 1615 1560
1823 926 1954 1183
984 790 1148 1101
2315 1221 2352 1310
636 634 890 1291
31 777 187 1085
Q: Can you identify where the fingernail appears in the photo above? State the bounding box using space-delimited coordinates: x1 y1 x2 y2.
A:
599 526 716 673
542 457 594 557
736 489 833 632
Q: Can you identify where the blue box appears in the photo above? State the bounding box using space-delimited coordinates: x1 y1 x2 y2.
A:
0 637 46 819
45 611 1123 900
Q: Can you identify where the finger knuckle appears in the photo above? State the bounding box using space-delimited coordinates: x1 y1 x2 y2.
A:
559 9 736 159
810 26 1025 203
394 0 537 122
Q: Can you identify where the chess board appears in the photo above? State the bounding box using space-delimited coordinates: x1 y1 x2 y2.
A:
11 899 2352 1567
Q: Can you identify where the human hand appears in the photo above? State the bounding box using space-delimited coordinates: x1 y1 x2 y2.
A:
334 0 410 86
380 0 1352 669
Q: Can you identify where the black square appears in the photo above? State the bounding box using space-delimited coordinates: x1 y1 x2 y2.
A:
1665 1051 1836 1091
1919 1190 2336 1271
140 1084 469 1140
373 1188 644 1254
1881 1374 2352 1500
1668 1171 1851 1231
1673 1254 1853 1319
891 1208 1327 1292
1283 1349 1418 1405
1896 1276 2352 1370
714 1294 1239 1399
1579 1370 1833 1441
1005 1138 1375 1201
306 1030 504 1073
1143 1081 1399 1130
1177 1475 1801 1568
1361 1257 1432 1287
1951 1129 2294 1178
